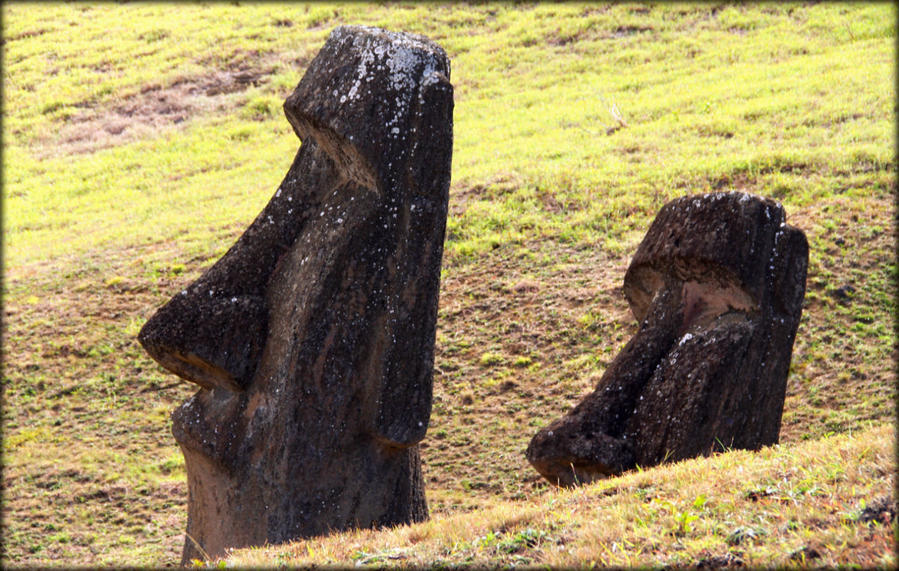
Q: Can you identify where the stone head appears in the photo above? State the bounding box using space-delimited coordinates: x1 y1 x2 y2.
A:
139 26 453 562
527 192 808 486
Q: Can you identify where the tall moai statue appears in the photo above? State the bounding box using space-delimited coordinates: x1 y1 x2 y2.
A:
139 26 453 563
527 192 808 486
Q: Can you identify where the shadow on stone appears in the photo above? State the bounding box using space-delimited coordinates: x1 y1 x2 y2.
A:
527 192 808 487
139 25 453 563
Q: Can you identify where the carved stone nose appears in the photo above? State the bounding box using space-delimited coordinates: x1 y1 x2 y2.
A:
527 192 808 487
138 290 266 392
136 137 327 393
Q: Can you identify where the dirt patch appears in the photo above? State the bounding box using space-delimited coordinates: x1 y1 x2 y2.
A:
4 27 51 43
695 553 745 568
449 175 524 216
38 64 275 158
857 495 897 526
545 23 655 48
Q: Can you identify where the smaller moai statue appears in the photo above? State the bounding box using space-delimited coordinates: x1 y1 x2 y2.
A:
138 26 453 563
527 192 808 486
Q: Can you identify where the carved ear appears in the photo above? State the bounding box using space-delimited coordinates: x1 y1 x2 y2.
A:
368 65 454 449
770 225 809 319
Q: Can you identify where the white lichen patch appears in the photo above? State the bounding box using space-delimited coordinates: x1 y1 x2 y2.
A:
330 26 444 139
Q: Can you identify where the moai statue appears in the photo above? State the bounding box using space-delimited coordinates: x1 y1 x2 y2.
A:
527 192 808 487
138 26 453 563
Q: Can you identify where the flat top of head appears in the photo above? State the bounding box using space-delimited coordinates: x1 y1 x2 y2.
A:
329 25 448 63
282 25 453 191
285 25 449 118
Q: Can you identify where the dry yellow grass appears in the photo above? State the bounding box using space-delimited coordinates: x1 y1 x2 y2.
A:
223 423 895 568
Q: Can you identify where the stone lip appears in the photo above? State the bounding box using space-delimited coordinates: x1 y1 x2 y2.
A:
527 191 808 487
138 25 453 563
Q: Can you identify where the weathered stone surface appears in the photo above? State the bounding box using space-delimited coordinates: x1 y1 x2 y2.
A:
527 192 808 487
138 26 453 563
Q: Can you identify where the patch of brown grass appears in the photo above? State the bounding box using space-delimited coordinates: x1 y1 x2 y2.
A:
2 244 199 565
35 65 274 158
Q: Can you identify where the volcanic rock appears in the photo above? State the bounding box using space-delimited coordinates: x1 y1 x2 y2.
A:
139 25 453 562
527 192 808 486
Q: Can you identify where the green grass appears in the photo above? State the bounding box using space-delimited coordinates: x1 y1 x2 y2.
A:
2 2 895 567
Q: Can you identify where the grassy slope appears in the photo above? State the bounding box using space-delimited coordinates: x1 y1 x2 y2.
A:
229 424 896 569
2 2 895 567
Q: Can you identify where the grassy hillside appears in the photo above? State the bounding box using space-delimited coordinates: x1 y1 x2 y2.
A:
228 424 895 568
2 2 895 567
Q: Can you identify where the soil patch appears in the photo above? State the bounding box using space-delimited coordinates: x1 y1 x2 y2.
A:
38 64 275 158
